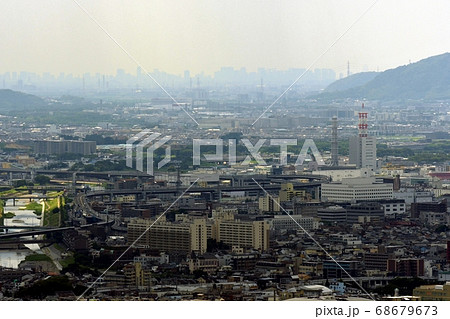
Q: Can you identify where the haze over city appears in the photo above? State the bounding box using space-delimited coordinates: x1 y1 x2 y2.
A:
1 0 450 76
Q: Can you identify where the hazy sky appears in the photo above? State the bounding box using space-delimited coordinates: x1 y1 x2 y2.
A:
1 0 449 76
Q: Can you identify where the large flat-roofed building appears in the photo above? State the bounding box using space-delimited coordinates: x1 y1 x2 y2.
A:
321 177 393 202
387 258 424 277
413 283 450 301
268 215 318 231
363 253 389 271
214 219 270 252
34 140 96 155
317 206 347 224
380 199 406 217
411 199 447 219
346 202 385 224
127 217 207 254
323 260 360 278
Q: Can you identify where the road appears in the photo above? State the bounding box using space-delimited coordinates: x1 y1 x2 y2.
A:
42 245 63 271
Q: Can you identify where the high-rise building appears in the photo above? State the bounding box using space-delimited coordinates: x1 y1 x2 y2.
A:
349 104 377 171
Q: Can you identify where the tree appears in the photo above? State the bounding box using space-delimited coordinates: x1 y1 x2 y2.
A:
34 174 51 185
14 180 29 187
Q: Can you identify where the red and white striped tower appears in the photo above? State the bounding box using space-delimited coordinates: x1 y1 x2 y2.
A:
358 103 368 137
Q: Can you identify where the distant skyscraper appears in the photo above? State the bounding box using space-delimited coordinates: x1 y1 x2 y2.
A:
349 103 377 171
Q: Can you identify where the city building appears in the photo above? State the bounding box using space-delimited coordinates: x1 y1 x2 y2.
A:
393 188 434 206
411 199 447 219
258 194 280 212
413 282 450 301
268 215 318 232
279 183 306 202
380 199 406 217
127 217 207 254
387 258 424 277
323 260 360 279
348 104 377 171
346 202 385 224
34 140 96 155
321 177 393 202
349 135 377 171
419 210 450 226
317 206 347 224
189 253 220 274
213 218 270 252
363 253 389 271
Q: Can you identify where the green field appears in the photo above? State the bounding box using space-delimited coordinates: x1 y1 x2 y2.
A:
25 201 43 215
60 256 75 268
42 197 62 227
25 254 51 262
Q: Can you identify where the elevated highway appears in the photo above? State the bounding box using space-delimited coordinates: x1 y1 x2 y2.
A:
0 220 114 239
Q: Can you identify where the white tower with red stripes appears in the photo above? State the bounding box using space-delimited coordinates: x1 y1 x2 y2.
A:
358 103 368 137
349 103 377 171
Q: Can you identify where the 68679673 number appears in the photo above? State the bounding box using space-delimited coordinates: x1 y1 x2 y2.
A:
375 305 437 316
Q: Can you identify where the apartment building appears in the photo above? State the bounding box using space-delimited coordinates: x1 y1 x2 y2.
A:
268 215 318 232
213 219 270 252
127 217 207 254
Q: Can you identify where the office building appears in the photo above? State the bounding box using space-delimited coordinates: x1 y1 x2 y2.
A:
268 215 318 231
317 206 347 224
321 177 393 202
346 202 385 224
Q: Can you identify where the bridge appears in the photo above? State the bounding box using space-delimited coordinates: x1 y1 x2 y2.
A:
0 225 55 230
0 168 150 179
0 220 114 239
85 179 324 202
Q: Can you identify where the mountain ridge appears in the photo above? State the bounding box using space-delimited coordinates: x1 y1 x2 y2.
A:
317 52 450 101
0 89 46 110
